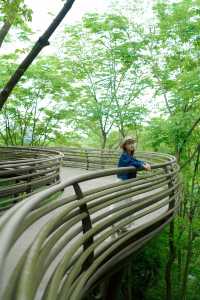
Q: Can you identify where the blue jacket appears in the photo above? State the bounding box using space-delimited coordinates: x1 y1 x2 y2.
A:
117 151 144 180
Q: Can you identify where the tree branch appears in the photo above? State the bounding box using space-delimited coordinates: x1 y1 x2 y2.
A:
0 20 12 48
0 0 76 110
179 116 200 155
180 144 200 170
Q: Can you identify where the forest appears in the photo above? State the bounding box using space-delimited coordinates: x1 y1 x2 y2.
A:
0 0 200 299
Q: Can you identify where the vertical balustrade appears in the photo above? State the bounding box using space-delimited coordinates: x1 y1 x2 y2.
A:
73 182 94 270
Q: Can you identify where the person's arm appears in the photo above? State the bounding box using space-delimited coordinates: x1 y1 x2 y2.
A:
132 157 151 170
118 153 144 169
118 153 151 170
130 157 145 169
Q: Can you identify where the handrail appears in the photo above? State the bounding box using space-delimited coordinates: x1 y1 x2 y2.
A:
51 146 176 169
0 151 180 300
0 146 63 211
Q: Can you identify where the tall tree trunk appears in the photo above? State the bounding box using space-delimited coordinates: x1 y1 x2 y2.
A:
104 270 123 300
165 221 176 300
127 264 132 300
0 0 76 110
121 128 126 138
0 0 22 48
101 131 107 149
180 149 199 299
180 222 193 300
0 20 12 48
177 241 182 289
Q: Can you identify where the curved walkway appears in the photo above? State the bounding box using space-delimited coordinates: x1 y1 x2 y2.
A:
0 165 177 300
0 147 63 212
0 148 180 300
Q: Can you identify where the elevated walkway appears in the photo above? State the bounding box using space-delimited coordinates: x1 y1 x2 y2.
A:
0 147 180 300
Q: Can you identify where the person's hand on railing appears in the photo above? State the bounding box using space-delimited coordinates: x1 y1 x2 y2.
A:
143 163 151 171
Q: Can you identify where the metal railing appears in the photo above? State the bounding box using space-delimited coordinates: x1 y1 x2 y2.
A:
51 147 174 170
0 146 63 211
0 151 180 300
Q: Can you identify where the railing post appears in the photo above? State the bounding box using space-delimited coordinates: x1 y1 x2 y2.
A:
26 169 33 194
101 149 104 169
73 182 94 270
85 150 89 170
13 178 20 203
55 159 61 182
164 165 176 211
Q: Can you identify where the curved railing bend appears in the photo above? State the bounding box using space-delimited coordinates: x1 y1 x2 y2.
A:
0 151 180 300
0 146 63 211
51 146 175 169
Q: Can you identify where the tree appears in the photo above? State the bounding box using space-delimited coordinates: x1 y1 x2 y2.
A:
0 0 76 110
0 0 32 48
145 1 200 299
0 54 77 146
61 13 148 147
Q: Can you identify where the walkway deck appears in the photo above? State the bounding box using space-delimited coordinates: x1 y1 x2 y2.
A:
1 167 168 300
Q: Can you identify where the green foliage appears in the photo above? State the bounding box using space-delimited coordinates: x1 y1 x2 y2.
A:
0 54 78 146
0 0 32 24
61 13 148 147
0 0 33 44
0 2 199 298
118 230 168 300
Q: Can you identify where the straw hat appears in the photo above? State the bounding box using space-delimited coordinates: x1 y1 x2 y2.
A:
120 136 136 148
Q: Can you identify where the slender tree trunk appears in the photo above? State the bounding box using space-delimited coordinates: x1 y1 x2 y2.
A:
118 125 126 139
4 109 14 144
180 222 193 300
177 244 182 289
127 264 132 300
0 0 76 110
101 130 107 149
180 150 199 299
0 0 22 48
134 124 139 142
0 20 12 48
0 131 8 145
104 270 123 300
31 99 39 145
165 221 176 300
121 127 126 138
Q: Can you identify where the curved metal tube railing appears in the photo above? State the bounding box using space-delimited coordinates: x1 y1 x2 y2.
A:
0 147 63 211
0 152 180 300
51 147 175 169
